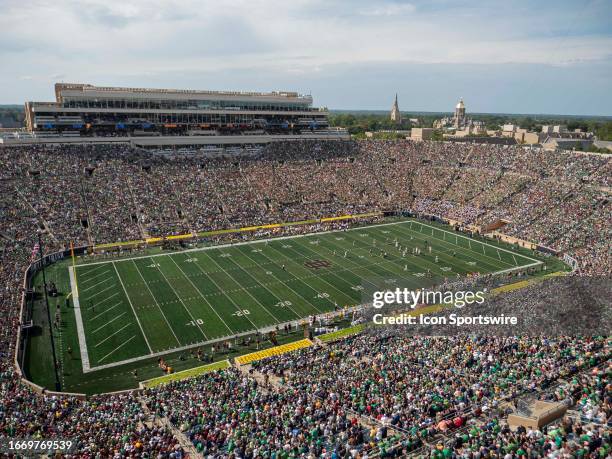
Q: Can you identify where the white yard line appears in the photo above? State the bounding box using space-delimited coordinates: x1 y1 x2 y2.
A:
78 264 107 275
98 335 136 363
90 301 123 321
94 323 132 348
129 260 181 346
81 276 114 293
92 311 127 334
168 255 235 335
494 261 542 275
112 262 154 353
87 284 116 300
87 292 119 309
148 257 209 341
79 269 111 285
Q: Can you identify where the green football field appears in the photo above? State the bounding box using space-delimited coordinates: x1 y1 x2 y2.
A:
69 219 542 372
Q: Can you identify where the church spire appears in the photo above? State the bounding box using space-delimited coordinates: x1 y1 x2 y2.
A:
390 93 401 123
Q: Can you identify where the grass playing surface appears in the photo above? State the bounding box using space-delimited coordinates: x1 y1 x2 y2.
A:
70 219 541 371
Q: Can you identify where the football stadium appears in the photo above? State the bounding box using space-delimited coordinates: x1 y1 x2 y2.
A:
0 1 611 450
1 97 610 455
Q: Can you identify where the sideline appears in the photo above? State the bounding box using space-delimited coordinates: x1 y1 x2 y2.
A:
77 219 540 267
69 266 90 371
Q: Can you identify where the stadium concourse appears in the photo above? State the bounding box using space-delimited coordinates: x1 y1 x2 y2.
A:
0 140 610 457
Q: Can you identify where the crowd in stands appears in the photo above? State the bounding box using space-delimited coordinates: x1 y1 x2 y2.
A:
144 367 395 458
0 373 186 457
445 368 611 458
0 140 609 456
251 335 610 454
1 140 608 273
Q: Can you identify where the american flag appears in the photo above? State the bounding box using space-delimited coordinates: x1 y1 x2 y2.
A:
31 243 40 262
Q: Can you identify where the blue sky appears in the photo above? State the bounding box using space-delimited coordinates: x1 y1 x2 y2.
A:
1 0 610 115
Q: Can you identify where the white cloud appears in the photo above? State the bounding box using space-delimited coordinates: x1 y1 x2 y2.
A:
0 0 610 113
359 3 416 16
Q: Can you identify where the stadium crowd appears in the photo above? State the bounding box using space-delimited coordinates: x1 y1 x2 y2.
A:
250 335 610 453
0 374 186 457
0 140 610 457
1 140 608 273
144 367 399 458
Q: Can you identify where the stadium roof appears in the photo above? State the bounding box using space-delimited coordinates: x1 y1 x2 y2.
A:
54 83 309 102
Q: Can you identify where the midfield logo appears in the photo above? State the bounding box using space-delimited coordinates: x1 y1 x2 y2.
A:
304 259 332 270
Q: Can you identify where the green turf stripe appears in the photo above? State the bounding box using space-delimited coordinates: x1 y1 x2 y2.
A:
266 241 359 306
165 254 236 339
76 264 151 365
235 244 335 315
113 260 181 352
225 246 311 320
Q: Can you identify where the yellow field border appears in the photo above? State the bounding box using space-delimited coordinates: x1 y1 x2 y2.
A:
235 339 313 365
491 271 566 295
140 359 230 388
318 324 366 342
92 211 383 252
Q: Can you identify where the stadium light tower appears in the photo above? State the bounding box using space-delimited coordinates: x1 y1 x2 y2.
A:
37 230 62 391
